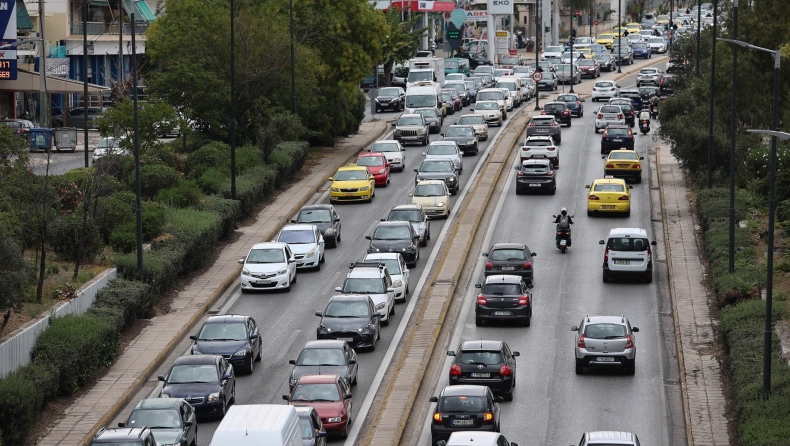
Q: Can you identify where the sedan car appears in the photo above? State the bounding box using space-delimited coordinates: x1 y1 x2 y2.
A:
411 180 452 219
386 203 430 247
289 340 357 390
631 42 652 59
456 114 488 141
525 116 561 144
447 340 520 400
514 159 556 195
238 242 297 292
315 295 381 350
572 315 639 375
593 53 616 72
430 385 502 445
443 88 463 111
284 374 353 438
541 102 572 127
365 221 420 266
594 105 626 133
482 243 536 284
424 141 463 172
276 224 325 271
541 45 565 59
374 87 405 112
519 135 559 167
369 140 406 172
158 355 235 418
600 125 635 154
591 80 619 101
414 107 443 134
472 101 503 126
536 71 559 91
499 56 521 69
555 93 584 117
603 149 644 182
355 152 391 186
118 398 197 446
190 314 262 374
415 159 460 195
474 274 533 327
364 252 410 302
328 165 376 203
585 177 633 217
292 204 341 248
576 59 600 78
93 136 130 163
296 406 328 446
596 33 615 48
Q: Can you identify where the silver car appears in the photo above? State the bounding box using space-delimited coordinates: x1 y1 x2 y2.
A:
456 114 488 141
594 105 626 133
369 140 406 171
572 315 639 375
636 67 662 86
577 431 641 446
424 141 463 172
555 64 581 85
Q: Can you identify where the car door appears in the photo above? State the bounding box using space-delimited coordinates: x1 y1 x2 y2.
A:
486 388 500 422
180 401 197 445
286 245 296 277
502 342 516 375
344 343 358 383
248 318 260 358
331 207 341 235
219 357 234 404
315 227 325 259
400 254 409 285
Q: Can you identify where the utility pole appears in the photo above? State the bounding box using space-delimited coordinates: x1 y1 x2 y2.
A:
83 0 89 167
706 0 716 189
38 0 49 127
132 13 143 281
230 0 237 200
118 0 123 81
728 0 737 274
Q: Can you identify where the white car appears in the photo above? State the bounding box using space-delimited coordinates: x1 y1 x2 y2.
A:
369 140 406 171
636 67 662 86
591 80 620 102
594 104 626 133
335 262 395 324
500 88 514 111
646 36 667 53
92 137 130 163
574 37 594 45
456 114 489 141
239 242 297 292
541 45 565 59
473 65 494 77
410 180 451 218
476 89 508 119
445 73 466 82
275 224 325 271
493 68 512 83
424 141 463 172
599 227 657 283
473 100 503 126
364 253 410 302
519 135 559 167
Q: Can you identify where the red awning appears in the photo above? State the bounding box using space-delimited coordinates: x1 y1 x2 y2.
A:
376 1 456 12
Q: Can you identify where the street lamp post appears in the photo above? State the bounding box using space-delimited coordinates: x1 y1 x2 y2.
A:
131 13 143 280
617 0 621 73
290 0 296 114
230 0 237 200
706 0 717 189
727 0 738 275
695 0 701 77
534 8 541 111
83 0 89 168
569 0 575 94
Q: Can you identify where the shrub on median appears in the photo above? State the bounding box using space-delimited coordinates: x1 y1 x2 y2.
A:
0 366 44 444
220 164 278 215
89 278 153 330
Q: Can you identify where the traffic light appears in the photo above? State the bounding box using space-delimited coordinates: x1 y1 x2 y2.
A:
545 25 550 33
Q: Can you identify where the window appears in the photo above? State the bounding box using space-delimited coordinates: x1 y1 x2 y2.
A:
489 249 526 261
197 322 247 341
334 170 368 181
428 144 458 155
414 183 446 197
483 283 521 295
459 351 504 365
607 237 649 251
168 364 218 384
292 383 341 402
420 161 453 172
584 323 627 339
128 409 181 428
373 226 412 240
356 156 384 167
299 418 315 438
246 248 285 264
297 348 346 366
593 183 625 192
278 230 316 244
298 208 332 223
325 300 370 317
439 395 485 412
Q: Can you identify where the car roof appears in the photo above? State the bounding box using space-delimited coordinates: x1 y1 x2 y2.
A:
521 159 551 167
605 124 630 129
586 431 637 444
525 135 554 141
203 314 247 324
483 274 523 284
173 354 218 366
447 125 474 129
336 165 368 172
94 427 150 441
585 315 631 325
281 224 316 231
416 179 448 186
490 242 525 250
328 294 372 303
607 227 649 238
440 385 488 396
251 242 288 250
458 114 484 119
357 152 383 157
294 406 318 417
375 220 412 228
391 204 423 211
133 398 182 410
347 263 387 278
460 340 504 351
295 374 341 385
592 178 628 186
607 150 638 156
399 113 421 118
365 252 405 262
303 340 346 349
300 204 333 211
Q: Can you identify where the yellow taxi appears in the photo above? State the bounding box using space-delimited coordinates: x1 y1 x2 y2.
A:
585 176 633 217
602 150 645 183
611 27 627 37
597 33 615 47
328 164 376 203
656 15 669 25
625 22 643 33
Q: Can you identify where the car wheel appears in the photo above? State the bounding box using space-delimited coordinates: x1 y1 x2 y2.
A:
292 271 297 283
567 120 572 127
645 272 653 284
219 397 227 417
389 303 395 316
314 261 321 272
381 315 389 326
503 390 514 401
246 357 254 374
625 209 631 218
229 382 236 404
626 363 636 375
635 175 642 184
515 188 523 195
594 127 599 134
603 273 610 283
588 210 594 217
550 186 556 195
255 347 262 362
475 316 483 326
420 237 428 247
575 361 584 375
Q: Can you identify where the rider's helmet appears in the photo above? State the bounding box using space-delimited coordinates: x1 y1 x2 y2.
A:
560 207 568 216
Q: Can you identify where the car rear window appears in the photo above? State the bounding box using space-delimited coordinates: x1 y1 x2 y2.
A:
458 351 504 365
525 139 553 146
521 162 550 172
609 151 637 159
596 82 614 87
544 104 565 111
489 249 526 261
606 129 630 137
607 237 650 251
439 395 486 412
482 283 521 295
530 118 554 125
600 106 622 113
584 323 627 338
593 183 625 192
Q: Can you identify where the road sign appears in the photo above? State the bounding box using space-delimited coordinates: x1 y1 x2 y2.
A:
531 71 543 82
594 20 599 25
450 8 466 28
509 49 517 56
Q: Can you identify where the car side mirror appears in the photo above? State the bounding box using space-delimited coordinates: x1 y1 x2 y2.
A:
571 326 578 331
531 252 537 257
282 395 290 401
474 283 482 288
328 177 333 181
602 156 607 159
437 441 447 446
315 311 323 317
317 431 327 438
189 335 197 341
343 393 353 400
222 373 232 380
581 98 586 102
585 185 591 188
117 422 126 427
414 169 419 173
632 327 640 332
288 258 296 263
290 219 296 223
527 283 533 289
447 350 456 356
334 218 341 222
157 375 165 381
238 258 245 264
373 313 382 318
629 185 634 189
335 286 342 292
365 235 372 240
421 152 426 156
640 156 645 160
651 240 658 245
481 252 488 257
348 359 356 365
184 420 194 427
250 334 260 340
495 396 504 402
391 122 397 127
430 396 439 402
514 165 519 170
289 359 296 365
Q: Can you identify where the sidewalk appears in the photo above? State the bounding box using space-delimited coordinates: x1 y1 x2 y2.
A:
657 145 731 445
36 119 391 446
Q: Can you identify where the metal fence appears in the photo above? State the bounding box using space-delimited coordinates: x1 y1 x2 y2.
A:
0 268 117 378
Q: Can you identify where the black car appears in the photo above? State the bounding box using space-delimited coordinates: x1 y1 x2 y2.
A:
414 159 460 195
52 107 104 129
536 72 559 91
387 204 430 247
374 87 405 112
315 295 381 351
158 355 236 418
474 275 533 327
442 125 479 155
600 125 635 153
447 340 520 400
611 99 637 127
594 53 616 72
555 94 584 117
541 102 572 126
482 242 536 283
429 385 502 445
366 221 420 266
659 73 677 95
414 107 443 133
295 406 328 446
189 314 261 374
91 427 156 446
118 398 197 446
617 88 643 110
289 340 358 390
638 86 660 103
514 159 556 195
454 52 493 70
293 204 341 248
611 45 633 65
525 116 562 144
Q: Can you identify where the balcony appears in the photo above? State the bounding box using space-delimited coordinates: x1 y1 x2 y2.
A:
70 21 149 36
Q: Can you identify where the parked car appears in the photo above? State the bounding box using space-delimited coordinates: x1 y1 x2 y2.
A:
52 107 104 129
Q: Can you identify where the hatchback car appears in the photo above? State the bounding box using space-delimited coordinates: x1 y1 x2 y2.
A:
93 136 130 163
599 227 658 283
430 385 502 445
572 315 640 374
608 99 636 127
158 355 235 418
368 140 406 172
585 177 633 217
482 243 536 283
443 88 463 111
355 152 391 186
593 53 616 72
365 221 420 266
276 224 325 271
296 406 328 446
594 105 626 133
328 165 376 203
335 261 395 323
541 102 572 127
284 374 353 438
447 340 520 399
315 295 381 349
536 71 559 91
519 136 559 167
600 125 635 154
514 159 556 195
576 59 601 78
386 204 430 247
472 101 503 126
364 252 410 302
631 42 651 58
525 116 561 144
603 150 644 182
591 80 619 101
637 67 662 86
189 314 262 374
555 94 584 117
425 141 463 172
2 119 35 139
289 340 357 390
457 114 488 141
293 205 341 248
415 159 460 195
474 275 533 327
239 242 297 292
374 87 405 112
576 431 642 446
118 398 197 446
411 180 452 218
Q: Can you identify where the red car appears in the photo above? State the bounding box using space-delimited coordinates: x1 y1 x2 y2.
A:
355 152 390 186
577 59 601 78
442 88 463 111
284 374 353 438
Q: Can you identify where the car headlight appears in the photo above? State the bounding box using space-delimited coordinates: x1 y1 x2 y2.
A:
392 158 401 162
418 128 427 134
359 322 376 332
277 267 287 275
360 186 370 191
289 378 298 387
160 393 170 398
378 169 386 174
375 302 386 311
391 98 399 103
242 268 250 275
394 129 401 135
320 324 332 333
331 187 340 192
328 416 343 423
207 392 221 402
233 349 248 357
437 202 445 207
393 280 403 288
307 248 317 258
446 177 456 182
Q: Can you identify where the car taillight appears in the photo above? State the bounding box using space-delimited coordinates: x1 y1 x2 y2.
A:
647 247 653 263
523 261 532 269
450 365 462 376
606 163 615 168
576 101 581 106
617 114 624 119
598 114 604 119
528 123 535 127
611 88 616 91
633 164 641 169
578 334 586 348
500 365 513 376
604 247 610 262
628 111 634 116
541 110 547 115
619 195 630 200
522 146 530 151
563 110 570 115
625 335 634 349
551 122 558 127
548 146 556 151
589 195 599 200
477 294 487 305
485 261 493 269
517 295 529 306
434 412 443 422
484 412 494 422
517 171 524 176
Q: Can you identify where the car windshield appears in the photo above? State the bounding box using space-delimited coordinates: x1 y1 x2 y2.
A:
489 249 526 261
379 88 400 96
446 83 466 92
372 258 401 275
445 127 474 137
343 278 386 294
512 67 530 74
278 230 315 244
584 323 627 339
292 383 341 402
97 138 118 148
482 283 521 295
638 88 658 96
398 116 424 126
246 248 286 264
598 34 613 39
428 144 457 155
593 183 626 192
545 46 563 52
499 82 516 91
127 409 181 429
439 395 486 413
601 106 622 114
299 418 315 438
459 351 504 365
477 91 502 101
296 348 345 366
578 60 595 66
542 72 556 80
325 300 370 317
445 60 459 69
420 161 453 172
633 43 648 48
607 237 650 251
446 74 465 81
596 82 614 88
415 109 438 119
648 37 664 43
197 322 247 341
524 139 553 146
389 209 423 222
475 101 499 110
414 183 446 197
494 70 510 77
530 118 553 126
501 57 518 64
464 81 475 89
373 226 412 240
442 93 453 102
408 71 433 82
334 170 368 181
609 151 638 160
557 95 577 102
298 209 332 223
480 75 493 83
521 162 550 172
606 128 630 137
356 156 384 167
405 95 436 108
458 116 483 125
168 364 218 384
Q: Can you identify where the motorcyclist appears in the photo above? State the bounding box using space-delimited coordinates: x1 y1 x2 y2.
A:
553 207 574 246
649 93 660 115
639 106 651 123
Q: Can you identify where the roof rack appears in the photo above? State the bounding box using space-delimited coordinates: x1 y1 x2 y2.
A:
349 261 385 270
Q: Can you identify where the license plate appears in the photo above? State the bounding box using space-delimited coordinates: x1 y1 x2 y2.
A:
532 154 546 158
614 259 630 265
529 183 541 187
493 311 512 316
606 117 615 120
452 419 475 426
617 164 630 168
601 205 616 209
501 266 515 270
256 280 271 285
537 129 548 132
560 239 567 246
344 192 354 196
597 357 616 362
612 138 623 142
336 337 353 342
470 372 490 378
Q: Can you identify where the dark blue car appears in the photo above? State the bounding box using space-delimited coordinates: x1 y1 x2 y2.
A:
190 314 262 374
159 355 236 418
555 93 585 117
619 89 644 111
631 42 652 59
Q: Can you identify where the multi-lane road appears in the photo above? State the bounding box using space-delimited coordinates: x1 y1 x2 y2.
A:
111 55 684 446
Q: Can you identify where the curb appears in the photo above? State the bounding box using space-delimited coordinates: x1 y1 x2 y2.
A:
78 121 391 446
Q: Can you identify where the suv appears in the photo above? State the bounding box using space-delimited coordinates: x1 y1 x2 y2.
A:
53 107 104 129
335 262 395 324
541 102 571 127
519 136 559 167
636 67 662 86
599 227 658 283
525 116 562 143
90 427 156 446
447 340 520 399
393 113 429 146
572 315 640 375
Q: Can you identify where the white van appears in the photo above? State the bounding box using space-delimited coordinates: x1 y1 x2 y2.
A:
210 405 302 446
437 432 519 446
496 76 524 107
599 228 658 283
405 82 443 115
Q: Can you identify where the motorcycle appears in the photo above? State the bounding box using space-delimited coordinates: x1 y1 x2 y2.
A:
553 215 574 254
639 119 650 135
649 104 659 119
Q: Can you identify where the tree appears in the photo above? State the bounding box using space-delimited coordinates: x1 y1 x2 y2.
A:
0 222 30 328
257 112 306 163
378 7 424 87
94 97 179 154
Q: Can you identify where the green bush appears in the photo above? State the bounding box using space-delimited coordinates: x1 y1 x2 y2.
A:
270 141 309 183
109 221 137 253
221 165 278 215
197 167 228 194
156 207 223 271
186 141 230 179
198 196 241 237
156 180 204 208
19 361 60 404
31 314 119 395
141 143 180 170
235 145 264 174
58 168 92 189
49 212 103 262
0 368 42 444
89 278 152 330
96 193 135 243
116 246 186 299
696 187 755 231
143 203 166 240
130 164 181 199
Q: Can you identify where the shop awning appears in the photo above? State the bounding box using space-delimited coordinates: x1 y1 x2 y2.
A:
122 0 156 22
89 0 111 6
0 69 110 94
16 0 33 30
375 1 456 12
